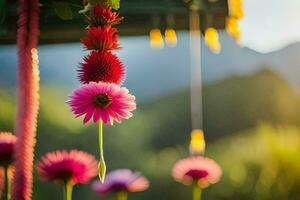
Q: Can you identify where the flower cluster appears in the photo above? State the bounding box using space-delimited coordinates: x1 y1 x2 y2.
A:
68 3 136 125
67 1 136 183
78 4 124 88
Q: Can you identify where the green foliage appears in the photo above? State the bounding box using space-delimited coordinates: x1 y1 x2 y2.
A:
108 0 120 10
206 124 300 200
88 0 120 9
53 1 73 20
39 86 83 132
0 89 15 131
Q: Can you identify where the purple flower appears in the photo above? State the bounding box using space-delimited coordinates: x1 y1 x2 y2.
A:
92 169 149 194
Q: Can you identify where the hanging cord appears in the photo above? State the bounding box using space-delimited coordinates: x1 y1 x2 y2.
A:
189 1 203 130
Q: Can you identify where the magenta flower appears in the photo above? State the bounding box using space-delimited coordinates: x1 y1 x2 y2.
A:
93 169 149 195
0 132 17 167
172 156 222 188
67 82 136 125
37 150 98 185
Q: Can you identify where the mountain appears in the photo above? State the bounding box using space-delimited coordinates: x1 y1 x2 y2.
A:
0 32 300 101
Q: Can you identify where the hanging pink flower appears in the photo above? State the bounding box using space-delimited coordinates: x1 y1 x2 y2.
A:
172 156 222 188
67 82 136 125
92 169 149 194
69 0 133 183
90 5 124 27
37 150 98 185
81 27 120 51
78 51 125 85
0 132 17 167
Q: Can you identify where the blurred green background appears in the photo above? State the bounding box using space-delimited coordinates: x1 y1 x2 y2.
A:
1 67 300 199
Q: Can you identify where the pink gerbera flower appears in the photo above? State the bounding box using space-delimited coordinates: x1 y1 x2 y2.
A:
81 27 120 51
92 169 149 194
37 150 98 185
0 132 17 167
172 156 222 188
67 82 136 125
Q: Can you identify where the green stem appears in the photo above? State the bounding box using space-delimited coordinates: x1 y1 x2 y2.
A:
117 191 128 200
193 184 202 200
3 167 9 200
64 182 73 200
98 120 106 182
99 119 103 160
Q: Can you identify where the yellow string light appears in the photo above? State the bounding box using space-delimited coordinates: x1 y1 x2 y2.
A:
228 0 244 19
149 29 164 49
204 28 221 53
189 129 206 155
164 28 178 47
226 17 241 41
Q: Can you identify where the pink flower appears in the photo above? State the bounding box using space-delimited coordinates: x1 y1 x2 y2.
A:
67 82 136 125
37 150 98 185
92 169 149 194
0 132 17 167
172 156 222 188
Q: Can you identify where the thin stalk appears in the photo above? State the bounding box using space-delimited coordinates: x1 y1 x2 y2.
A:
64 182 73 200
193 184 202 200
99 119 103 161
98 120 106 182
3 167 9 200
117 191 128 200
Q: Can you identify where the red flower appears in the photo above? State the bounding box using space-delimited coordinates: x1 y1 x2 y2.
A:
78 51 125 85
37 150 98 185
90 5 124 27
81 27 120 51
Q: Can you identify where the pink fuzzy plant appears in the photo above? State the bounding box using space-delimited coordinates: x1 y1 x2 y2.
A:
11 0 40 200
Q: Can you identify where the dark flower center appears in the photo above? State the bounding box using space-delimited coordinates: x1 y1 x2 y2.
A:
185 169 209 180
93 94 112 108
0 144 15 167
111 182 128 191
57 170 74 182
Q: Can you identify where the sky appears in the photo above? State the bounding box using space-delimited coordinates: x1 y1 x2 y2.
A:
240 0 300 53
